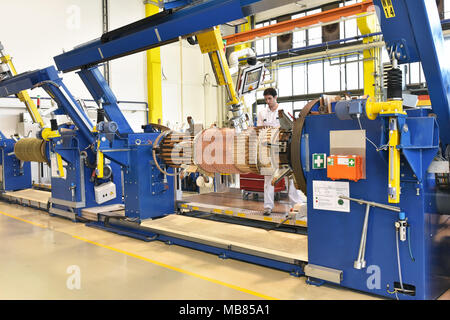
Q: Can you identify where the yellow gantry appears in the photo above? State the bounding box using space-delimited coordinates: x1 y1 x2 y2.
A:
197 27 240 106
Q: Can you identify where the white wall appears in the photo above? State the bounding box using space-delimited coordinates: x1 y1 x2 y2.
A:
0 0 223 136
161 40 223 131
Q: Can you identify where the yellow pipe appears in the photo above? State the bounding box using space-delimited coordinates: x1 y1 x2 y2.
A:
145 2 163 125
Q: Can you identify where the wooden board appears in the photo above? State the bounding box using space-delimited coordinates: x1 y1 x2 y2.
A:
2 189 50 208
81 204 125 221
141 215 308 264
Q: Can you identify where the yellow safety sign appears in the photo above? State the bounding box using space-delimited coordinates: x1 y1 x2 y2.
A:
381 0 396 18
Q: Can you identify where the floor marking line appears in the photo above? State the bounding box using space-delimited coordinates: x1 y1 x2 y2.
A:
0 207 278 300
72 234 278 300
0 210 47 229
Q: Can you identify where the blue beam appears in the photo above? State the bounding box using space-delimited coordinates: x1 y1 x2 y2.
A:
54 0 247 72
0 67 95 144
77 67 134 135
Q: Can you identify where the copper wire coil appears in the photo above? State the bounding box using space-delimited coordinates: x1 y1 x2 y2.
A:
192 128 241 174
234 127 260 174
193 128 219 173
14 138 48 163
159 132 194 166
159 127 290 176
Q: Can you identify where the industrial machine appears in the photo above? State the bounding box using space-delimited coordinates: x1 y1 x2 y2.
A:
0 0 448 299
0 42 43 193
0 64 124 220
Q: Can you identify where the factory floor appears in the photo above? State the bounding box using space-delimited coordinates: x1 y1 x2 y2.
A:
0 201 448 300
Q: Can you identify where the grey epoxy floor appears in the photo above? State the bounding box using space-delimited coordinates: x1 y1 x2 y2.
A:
0 201 446 300
0 213 256 299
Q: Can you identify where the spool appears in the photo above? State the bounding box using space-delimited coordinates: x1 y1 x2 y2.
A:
14 138 48 163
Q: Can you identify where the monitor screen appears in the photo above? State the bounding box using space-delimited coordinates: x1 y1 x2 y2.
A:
244 67 262 86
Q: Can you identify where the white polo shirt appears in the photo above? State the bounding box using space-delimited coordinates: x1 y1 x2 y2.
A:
257 105 281 127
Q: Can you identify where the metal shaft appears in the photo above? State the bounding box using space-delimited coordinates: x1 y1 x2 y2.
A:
354 204 371 269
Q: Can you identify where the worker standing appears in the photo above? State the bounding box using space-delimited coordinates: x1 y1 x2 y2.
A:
257 88 306 216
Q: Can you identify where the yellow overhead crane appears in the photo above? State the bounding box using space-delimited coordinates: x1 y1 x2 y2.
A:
196 27 250 131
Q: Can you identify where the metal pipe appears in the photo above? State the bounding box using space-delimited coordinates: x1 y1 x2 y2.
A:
250 32 382 61
339 195 401 212
274 41 385 67
354 204 370 269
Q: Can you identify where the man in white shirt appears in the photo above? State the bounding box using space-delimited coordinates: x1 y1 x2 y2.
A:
257 88 306 216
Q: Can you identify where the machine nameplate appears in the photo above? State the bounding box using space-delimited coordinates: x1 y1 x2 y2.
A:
381 0 396 18
313 180 350 212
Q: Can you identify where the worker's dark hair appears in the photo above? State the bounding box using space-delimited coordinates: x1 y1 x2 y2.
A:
263 88 278 98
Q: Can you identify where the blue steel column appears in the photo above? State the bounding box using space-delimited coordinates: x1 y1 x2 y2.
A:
77 67 134 134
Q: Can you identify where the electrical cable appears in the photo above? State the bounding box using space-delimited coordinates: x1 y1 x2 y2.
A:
396 229 405 291
357 115 387 151
407 226 415 262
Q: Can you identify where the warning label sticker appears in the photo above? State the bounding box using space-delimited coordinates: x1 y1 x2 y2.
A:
313 180 350 213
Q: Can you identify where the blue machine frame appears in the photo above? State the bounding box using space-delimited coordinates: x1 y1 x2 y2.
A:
304 103 447 299
0 131 32 192
0 67 123 219
0 0 448 300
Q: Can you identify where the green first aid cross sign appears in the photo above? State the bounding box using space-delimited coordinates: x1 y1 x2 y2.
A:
312 153 326 169
348 158 356 167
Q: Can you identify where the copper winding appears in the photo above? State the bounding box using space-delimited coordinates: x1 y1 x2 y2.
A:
158 132 194 168
234 127 260 174
158 126 291 176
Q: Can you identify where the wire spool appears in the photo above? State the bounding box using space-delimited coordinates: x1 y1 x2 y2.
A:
14 138 48 163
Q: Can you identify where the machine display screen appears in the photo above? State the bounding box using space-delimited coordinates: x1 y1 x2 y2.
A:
245 68 262 85
242 66 263 94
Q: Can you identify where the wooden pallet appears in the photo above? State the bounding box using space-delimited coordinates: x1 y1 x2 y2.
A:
81 204 125 221
1 189 50 209
141 215 308 264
